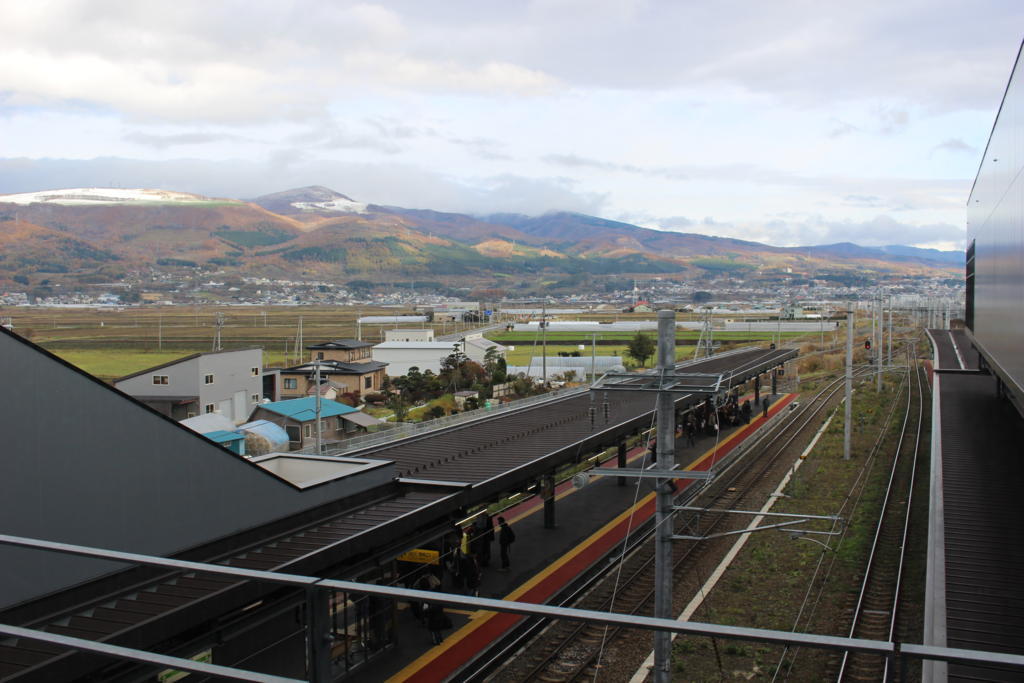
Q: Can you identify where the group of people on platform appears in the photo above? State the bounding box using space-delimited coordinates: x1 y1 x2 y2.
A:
662 384 774 453
413 514 516 645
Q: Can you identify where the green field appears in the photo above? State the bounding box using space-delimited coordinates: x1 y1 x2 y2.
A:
1 305 461 380
2 305 831 380
488 330 807 343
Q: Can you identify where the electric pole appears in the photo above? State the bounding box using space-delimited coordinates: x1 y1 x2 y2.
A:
314 358 322 454
541 303 547 387
653 308 676 683
844 309 853 461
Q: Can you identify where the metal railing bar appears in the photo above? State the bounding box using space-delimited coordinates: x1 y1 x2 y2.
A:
0 623 303 683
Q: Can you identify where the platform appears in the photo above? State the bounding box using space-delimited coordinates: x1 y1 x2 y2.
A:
351 393 798 682
926 329 1024 682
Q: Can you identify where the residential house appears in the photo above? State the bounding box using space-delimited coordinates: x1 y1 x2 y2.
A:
248 397 383 450
272 339 388 400
114 348 263 423
632 300 654 313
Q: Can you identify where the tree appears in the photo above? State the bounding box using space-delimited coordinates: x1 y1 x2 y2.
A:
440 344 474 392
692 291 713 304
387 393 409 422
626 331 656 368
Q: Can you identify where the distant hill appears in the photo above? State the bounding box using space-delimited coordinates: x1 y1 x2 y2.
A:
806 242 964 268
879 244 964 266
250 186 366 217
0 186 963 291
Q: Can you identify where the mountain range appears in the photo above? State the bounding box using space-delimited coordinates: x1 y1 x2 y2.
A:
0 186 962 293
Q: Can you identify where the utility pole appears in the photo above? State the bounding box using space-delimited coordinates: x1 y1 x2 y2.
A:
158 313 162 351
844 309 853 461
653 308 676 683
591 331 597 383
541 303 547 387
589 312 722 682
314 358 322 454
212 312 224 352
875 296 882 392
887 297 893 368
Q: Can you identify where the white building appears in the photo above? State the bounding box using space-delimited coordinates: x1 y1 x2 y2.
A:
372 337 506 376
114 348 263 423
383 328 435 343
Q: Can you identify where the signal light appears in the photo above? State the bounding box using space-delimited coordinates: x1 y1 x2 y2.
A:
864 339 872 350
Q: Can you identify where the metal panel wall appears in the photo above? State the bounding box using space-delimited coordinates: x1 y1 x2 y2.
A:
0 330 393 609
967 40 1024 402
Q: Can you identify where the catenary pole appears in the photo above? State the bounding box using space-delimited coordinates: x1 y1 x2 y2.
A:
887 297 893 368
314 358 322 454
876 296 882 392
542 302 547 387
653 309 676 682
845 309 853 461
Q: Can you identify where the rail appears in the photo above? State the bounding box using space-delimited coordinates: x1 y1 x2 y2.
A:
4 533 1023 681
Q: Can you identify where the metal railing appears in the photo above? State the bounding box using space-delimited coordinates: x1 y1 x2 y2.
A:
2 533 1022 682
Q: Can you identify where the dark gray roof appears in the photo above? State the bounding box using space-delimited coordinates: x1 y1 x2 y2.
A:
283 360 388 375
306 339 373 350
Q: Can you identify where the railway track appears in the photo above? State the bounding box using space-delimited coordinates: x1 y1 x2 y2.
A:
476 369 866 682
834 347 925 682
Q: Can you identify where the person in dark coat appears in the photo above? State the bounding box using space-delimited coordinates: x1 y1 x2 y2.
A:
463 554 481 596
498 516 515 570
425 601 450 645
474 514 494 567
761 395 769 418
741 399 752 424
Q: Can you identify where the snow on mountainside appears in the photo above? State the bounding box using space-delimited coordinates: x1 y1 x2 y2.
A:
249 186 367 215
0 188 233 206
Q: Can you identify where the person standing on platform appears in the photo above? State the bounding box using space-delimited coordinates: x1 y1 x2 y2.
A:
425 600 451 645
498 516 515 570
761 395 769 418
742 399 752 424
475 514 494 567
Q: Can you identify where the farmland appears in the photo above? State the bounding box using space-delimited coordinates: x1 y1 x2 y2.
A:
0 306 812 380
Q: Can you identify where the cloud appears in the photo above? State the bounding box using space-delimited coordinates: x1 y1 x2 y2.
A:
0 156 604 216
445 136 512 161
842 194 885 208
123 131 254 149
874 106 909 134
828 119 862 138
658 216 694 229
0 0 1014 130
0 2 559 125
643 210 964 250
931 138 977 155
286 122 403 154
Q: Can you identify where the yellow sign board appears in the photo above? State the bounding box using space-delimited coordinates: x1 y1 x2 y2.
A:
397 548 440 565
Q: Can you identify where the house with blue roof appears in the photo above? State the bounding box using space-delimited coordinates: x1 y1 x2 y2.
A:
247 397 383 450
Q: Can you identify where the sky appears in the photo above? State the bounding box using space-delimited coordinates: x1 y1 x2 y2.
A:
1 1 1021 251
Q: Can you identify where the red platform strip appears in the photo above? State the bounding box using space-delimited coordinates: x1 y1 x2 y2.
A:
392 394 796 682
